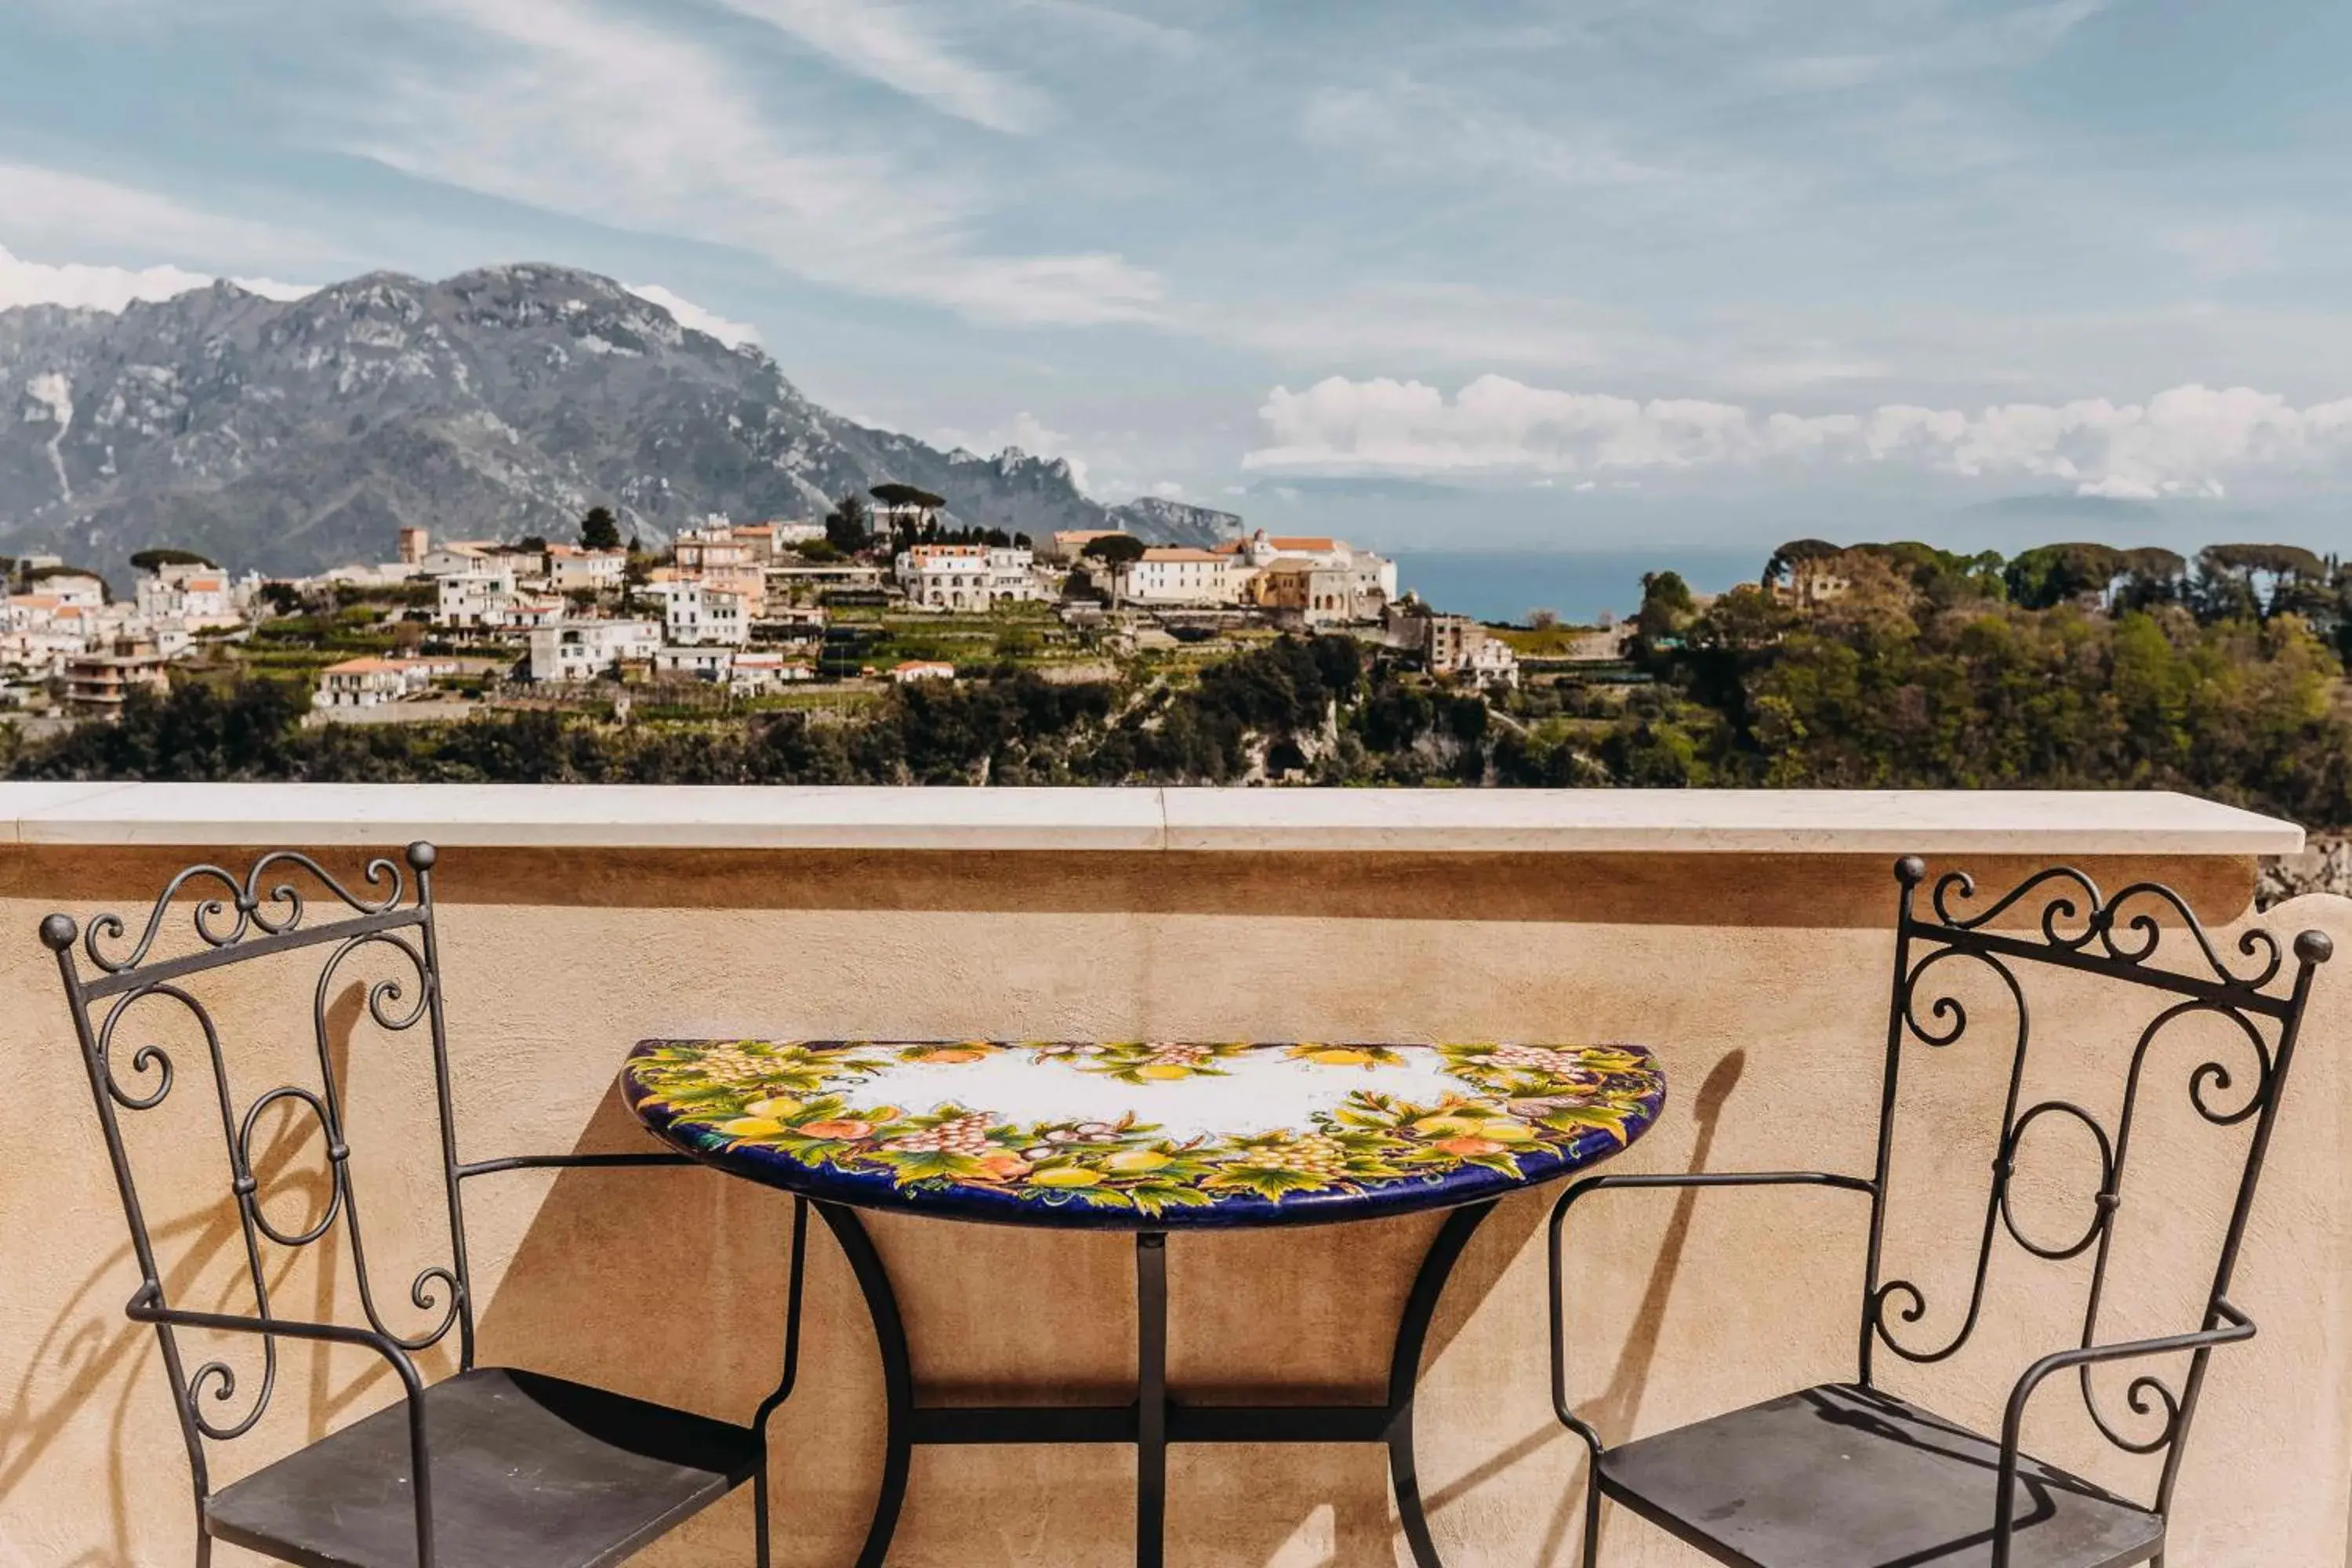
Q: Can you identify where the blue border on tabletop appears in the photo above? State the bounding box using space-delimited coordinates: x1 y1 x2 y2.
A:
619 1040 1669 1232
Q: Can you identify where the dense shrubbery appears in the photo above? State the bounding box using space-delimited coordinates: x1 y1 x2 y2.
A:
16 537 2352 824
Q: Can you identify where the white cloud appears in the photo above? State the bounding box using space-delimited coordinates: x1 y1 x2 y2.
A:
367 0 1157 327
0 165 327 310
708 0 1049 133
1246 374 2352 498
623 283 761 348
0 242 310 313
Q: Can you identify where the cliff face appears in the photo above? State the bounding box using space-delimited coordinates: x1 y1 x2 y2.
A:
0 263 1240 580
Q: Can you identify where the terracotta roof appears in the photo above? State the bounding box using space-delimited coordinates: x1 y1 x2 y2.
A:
322 658 407 675
1138 548 1225 563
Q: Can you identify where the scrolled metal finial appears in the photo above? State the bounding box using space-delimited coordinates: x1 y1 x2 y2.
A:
1894 855 1928 887
2100 882 2281 990
38 913 77 951
1928 865 2103 945
2295 930 2335 966
405 840 437 872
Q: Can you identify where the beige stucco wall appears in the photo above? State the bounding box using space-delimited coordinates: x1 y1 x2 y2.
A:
0 845 2343 1567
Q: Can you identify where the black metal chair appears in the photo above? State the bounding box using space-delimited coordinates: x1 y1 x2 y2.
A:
45 841 810 1568
1551 856 2332 1568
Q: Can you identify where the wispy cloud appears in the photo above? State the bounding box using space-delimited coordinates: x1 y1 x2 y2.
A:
0 242 309 311
709 0 1049 132
1247 374 2352 499
1300 78 1661 190
624 283 760 349
0 162 322 274
361 0 1157 325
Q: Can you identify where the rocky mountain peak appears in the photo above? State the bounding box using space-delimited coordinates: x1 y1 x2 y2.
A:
0 260 1243 582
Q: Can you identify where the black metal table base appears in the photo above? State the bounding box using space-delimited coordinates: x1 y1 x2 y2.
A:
811 1198 1497 1568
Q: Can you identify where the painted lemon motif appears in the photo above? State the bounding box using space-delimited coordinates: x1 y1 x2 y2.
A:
1305 1048 1374 1066
1029 1167 1105 1188
1476 1120 1538 1144
1102 1149 1172 1174
1137 1063 1192 1081
1413 1115 1486 1138
718 1116 786 1138
742 1097 802 1120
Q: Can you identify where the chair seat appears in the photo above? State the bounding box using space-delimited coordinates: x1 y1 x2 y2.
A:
205 1367 762 1568
1596 1382 2163 1568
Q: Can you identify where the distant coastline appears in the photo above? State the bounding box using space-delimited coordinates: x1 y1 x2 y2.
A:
1385 548 1759 626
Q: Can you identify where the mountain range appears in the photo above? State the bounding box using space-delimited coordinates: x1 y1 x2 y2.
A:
0 263 1242 584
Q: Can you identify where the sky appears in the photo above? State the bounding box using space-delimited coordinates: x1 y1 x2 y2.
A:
2 0 2350 557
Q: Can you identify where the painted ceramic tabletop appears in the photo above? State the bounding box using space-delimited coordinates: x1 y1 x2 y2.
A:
623 1038 1667 1229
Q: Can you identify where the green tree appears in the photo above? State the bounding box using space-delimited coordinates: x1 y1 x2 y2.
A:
579 506 622 550
826 493 873 554
1635 571 1696 641
2004 543 2123 610
1081 534 1146 566
129 547 219 573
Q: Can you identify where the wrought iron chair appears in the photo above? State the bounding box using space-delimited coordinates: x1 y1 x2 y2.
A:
45 841 810 1568
1551 856 2332 1568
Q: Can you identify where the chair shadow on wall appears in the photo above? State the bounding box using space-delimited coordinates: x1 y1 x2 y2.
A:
1418 1050 1748 1568
2 985 438 1568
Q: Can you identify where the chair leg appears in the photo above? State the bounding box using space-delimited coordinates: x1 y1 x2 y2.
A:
1581 1461 1602 1567
195 1523 212 1568
754 1464 772 1568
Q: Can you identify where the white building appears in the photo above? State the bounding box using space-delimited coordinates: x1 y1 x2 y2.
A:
895 544 1041 611
1114 548 1243 607
133 561 245 631
891 660 956 683
437 568 520 629
24 572 106 611
652 646 733 681
1217 531 1396 621
544 545 627 593
728 651 815 693
312 656 460 708
639 579 750 646
416 543 504 579
527 619 661 682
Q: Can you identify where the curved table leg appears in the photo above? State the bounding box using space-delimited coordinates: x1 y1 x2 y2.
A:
1387 1200 1497 1568
815 1202 913 1568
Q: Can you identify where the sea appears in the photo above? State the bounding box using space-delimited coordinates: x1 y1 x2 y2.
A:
1385 548 1762 627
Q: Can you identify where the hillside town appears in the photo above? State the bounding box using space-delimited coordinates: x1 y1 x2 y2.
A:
0 489 1605 725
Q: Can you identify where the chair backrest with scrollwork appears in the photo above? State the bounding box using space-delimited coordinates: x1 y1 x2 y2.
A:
1863 855 2331 1512
42 842 470 1475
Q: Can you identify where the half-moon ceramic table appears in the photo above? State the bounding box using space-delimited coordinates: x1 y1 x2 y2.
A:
623 1037 1667 1568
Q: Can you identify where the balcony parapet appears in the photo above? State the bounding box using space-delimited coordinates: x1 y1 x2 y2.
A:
0 782 2303 855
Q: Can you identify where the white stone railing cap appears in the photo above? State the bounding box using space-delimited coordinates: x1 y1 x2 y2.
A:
0 783 2303 855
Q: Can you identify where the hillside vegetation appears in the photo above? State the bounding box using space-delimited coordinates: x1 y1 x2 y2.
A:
11 537 2350 826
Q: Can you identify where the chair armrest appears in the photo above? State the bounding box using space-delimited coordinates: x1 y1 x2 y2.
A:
452 1146 809 1435
1548 1171 1875 1445
125 1283 440 1565
126 1282 430 1392
1991 1298 2256 1563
